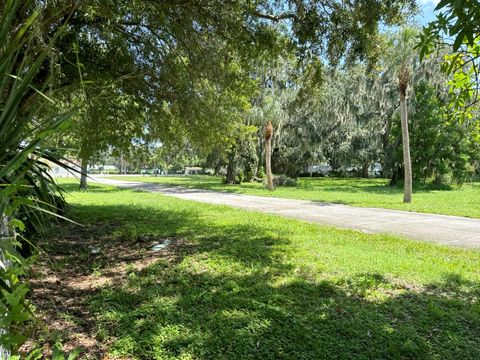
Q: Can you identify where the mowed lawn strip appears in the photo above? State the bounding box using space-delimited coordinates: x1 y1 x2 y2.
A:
32 181 480 359
106 175 480 219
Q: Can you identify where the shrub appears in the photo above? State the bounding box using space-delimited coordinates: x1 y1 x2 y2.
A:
273 174 297 187
257 167 266 180
0 1 75 352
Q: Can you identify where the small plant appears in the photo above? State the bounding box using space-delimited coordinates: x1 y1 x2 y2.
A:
12 346 80 360
256 167 266 181
114 224 140 241
235 173 244 184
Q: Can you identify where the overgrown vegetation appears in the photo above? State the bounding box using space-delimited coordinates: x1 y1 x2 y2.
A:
0 1 74 353
398 81 480 184
97 29 480 189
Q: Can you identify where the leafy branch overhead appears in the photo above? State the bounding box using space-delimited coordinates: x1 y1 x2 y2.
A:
418 0 480 112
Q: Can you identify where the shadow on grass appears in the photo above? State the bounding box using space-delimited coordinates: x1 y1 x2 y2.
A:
310 181 456 196
94 270 480 360
29 197 480 359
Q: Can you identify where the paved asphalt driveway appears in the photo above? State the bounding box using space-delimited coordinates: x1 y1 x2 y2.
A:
92 177 480 249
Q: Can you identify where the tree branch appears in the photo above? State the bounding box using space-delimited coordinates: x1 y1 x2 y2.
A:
251 11 298 22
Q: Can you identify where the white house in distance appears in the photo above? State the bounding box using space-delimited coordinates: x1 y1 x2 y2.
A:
48 161 118 178
184 167 203 175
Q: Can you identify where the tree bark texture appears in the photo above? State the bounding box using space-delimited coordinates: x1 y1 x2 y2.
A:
399 65 412 203
80 158 88 189
361 163 369 178
264 121 274 190
226 159 236 185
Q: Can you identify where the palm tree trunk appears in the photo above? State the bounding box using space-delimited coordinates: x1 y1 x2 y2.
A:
399 65 412 203
264 121 274 190
400 96 412 202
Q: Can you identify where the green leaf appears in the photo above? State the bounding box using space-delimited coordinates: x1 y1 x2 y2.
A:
434 0 450 11
67 349 81 360
8 219 25 232
452 32 465 51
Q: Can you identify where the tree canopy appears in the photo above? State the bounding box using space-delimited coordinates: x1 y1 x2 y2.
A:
14 0 417 161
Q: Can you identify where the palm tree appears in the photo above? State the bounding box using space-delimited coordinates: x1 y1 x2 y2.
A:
399 65 412 203
264 121 274 190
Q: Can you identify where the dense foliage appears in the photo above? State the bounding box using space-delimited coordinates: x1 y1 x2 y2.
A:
193 29 480 185
0 1 76 353
419 0 480 115
395 82 479 183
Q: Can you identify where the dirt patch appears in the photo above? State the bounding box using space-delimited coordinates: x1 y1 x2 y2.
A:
20 222 188 359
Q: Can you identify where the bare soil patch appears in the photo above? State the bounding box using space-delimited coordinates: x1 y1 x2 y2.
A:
20 221 186 359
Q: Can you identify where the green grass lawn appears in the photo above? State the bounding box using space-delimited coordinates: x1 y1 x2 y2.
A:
28 180 480 359
106 175 480 218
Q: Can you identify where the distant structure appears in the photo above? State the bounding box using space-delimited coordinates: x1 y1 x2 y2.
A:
184 167 203 175
307 164 332 176
48 162 119 178
47 160 80 178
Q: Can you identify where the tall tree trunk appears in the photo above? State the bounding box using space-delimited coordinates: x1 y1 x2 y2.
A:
225 145 237 184
80 157 88 189
264 121 274 190
382 114 394 172
226 163 235 184
399 65 412 203
386 136 402 182
361 162 369 178
119 155 127 174
389 165 400 186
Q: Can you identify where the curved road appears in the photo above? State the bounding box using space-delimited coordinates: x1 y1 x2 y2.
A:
92 177 480 249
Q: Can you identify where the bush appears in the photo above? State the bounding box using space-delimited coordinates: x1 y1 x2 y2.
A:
256 167 266 180
273 174 297 187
